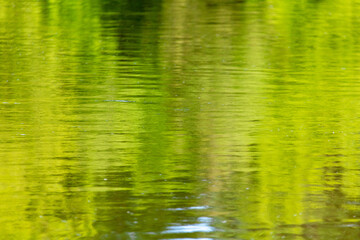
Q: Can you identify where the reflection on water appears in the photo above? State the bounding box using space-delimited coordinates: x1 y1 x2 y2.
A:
2 0 360 239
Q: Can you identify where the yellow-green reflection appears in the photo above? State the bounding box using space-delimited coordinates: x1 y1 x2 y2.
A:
1 0 360 239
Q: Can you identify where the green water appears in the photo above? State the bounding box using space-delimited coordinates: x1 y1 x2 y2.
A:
2 0 360 239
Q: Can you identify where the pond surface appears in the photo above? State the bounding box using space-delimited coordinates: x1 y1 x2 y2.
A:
1 0 360 239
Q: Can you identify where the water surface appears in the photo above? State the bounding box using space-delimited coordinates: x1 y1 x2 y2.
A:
1 0 360 239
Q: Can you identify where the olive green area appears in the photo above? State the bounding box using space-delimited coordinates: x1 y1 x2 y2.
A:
1 0 360 239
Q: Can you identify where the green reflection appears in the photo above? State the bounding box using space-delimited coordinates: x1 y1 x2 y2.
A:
2 0 360 239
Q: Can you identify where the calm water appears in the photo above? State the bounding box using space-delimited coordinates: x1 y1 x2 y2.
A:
2 0 360 239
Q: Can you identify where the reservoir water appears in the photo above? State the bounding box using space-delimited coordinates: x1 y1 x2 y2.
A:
1 0 360 239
